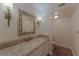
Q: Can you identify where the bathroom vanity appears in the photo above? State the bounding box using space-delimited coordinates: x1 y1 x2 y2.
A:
0 35 50 56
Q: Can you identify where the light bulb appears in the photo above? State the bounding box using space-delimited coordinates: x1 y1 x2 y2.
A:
38 17 42 21
53 15 59 19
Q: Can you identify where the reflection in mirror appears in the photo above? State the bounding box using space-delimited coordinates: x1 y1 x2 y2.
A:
18 9 36 36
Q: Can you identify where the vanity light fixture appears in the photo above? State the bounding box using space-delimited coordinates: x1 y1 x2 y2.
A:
37 16 42 27
3 3 13 27
3 3 13 9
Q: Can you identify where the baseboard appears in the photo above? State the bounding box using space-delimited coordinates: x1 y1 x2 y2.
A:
52 41 76 56
70 47 76 56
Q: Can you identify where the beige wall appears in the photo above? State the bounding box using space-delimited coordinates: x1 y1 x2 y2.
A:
52 17 72 49
52 5 79 56
0 4 20 43
71 6 79 55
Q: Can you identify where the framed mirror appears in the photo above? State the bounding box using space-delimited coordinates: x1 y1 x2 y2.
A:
18 9 36 36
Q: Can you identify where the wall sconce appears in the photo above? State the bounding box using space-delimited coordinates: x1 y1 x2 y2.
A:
37 17 42 27
3 3 13 27
53 12 59 19
53 15 59 19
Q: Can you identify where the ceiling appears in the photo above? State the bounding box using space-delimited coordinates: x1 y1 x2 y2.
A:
14 3 59 17
53 3 78 18
57 5 77 17
14 3 78 18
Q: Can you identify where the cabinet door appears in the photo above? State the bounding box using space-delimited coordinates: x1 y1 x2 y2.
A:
42 41 49 56
27 53 33 56
32 41 49 56
32 48 41 56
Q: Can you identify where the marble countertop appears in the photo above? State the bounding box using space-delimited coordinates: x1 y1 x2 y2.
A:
0 37 48 56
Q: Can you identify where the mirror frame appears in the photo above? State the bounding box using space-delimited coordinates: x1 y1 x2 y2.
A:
18 9 36 36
